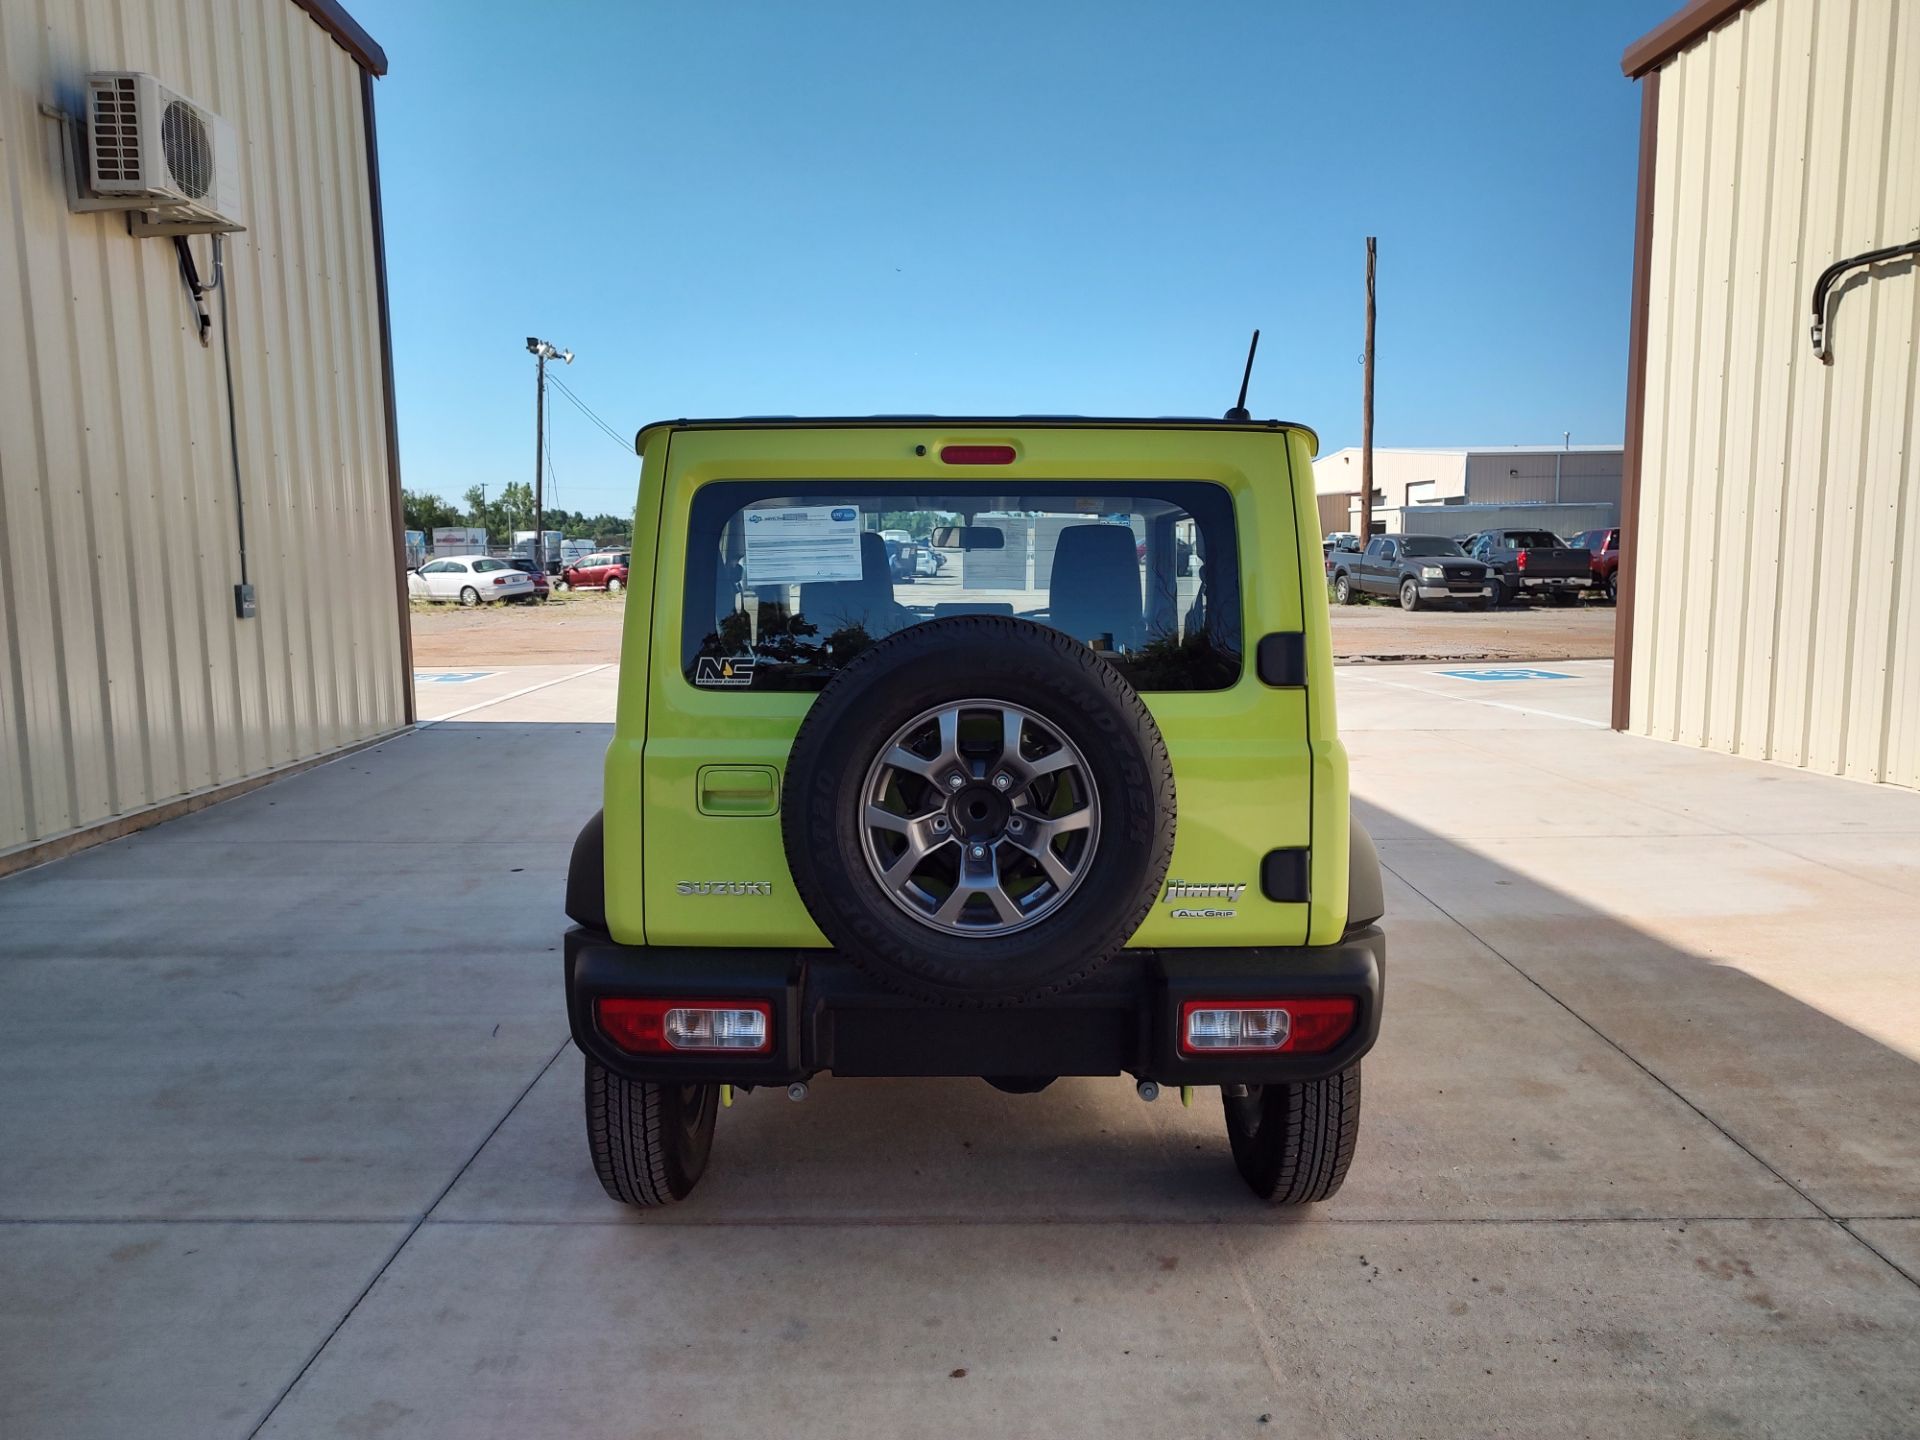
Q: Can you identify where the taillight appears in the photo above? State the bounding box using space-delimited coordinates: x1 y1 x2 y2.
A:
1515 550 1529 571
494 574 516 585
940 444 1016 465
1178 998 1356 1054
596 998 773 1054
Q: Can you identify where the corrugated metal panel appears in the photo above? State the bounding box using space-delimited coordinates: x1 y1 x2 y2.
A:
1631 0 1919 785
1464 451 1624 507
0 0 404 857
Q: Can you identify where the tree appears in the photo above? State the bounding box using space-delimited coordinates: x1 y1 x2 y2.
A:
402 488 461 533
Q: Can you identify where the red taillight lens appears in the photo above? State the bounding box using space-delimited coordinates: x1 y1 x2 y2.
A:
1516 550 1529 571
494 574 515 584
939 444 1016 465
1178 997 1356 1055
596 998 773 1054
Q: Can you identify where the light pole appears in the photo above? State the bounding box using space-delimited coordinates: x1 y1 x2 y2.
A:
526 337 572 573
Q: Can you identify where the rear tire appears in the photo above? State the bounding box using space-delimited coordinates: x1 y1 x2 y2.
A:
1223 1065 1361 1204
459 585 480 607
608 577 624 594
1333 573 1354 605
584 1059 718 1207
1606 573 1617 605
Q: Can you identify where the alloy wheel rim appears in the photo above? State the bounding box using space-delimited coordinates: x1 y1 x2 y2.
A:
857 699 1100 936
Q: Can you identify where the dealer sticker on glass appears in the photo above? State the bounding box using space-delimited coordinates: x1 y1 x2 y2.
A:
742 505 864 586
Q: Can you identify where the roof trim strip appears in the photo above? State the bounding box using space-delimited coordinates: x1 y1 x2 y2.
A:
1622 0 1759 78
291 0 387 76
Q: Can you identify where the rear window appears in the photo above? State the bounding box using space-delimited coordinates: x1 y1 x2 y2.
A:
1505 531 1563 549
1400 536 1466 557
472 559 508 573
683 480 1241 692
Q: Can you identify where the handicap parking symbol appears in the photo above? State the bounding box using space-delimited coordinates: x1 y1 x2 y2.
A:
1436 668 1574 682
414 671 495 684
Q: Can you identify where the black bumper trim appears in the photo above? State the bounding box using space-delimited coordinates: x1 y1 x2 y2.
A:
564 928 1385 1086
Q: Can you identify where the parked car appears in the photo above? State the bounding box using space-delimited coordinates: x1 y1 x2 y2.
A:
1324 531 1361 553
504 556 551 602
1330 534 1495 611
408 555 535 606
912 538 947 577
560 551 631 592
562 416 1385 1209
1566 527 1621 604
1466 529 1593 606
880 534 918 583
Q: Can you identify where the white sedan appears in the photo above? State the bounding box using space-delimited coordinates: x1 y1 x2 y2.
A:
408 555 535 606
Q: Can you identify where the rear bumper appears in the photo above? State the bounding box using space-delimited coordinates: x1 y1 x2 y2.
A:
564 926 1385 1087
1518 575 1591 588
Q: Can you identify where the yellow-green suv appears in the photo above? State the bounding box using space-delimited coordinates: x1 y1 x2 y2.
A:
564 417 1385 1206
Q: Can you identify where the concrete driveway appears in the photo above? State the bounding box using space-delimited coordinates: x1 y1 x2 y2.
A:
4 660 1918 1438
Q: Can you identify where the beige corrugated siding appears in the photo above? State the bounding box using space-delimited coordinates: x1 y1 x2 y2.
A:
0 0 404 858
1631 0 1920 785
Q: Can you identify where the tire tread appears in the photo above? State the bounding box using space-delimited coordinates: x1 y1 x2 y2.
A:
584 1060 675 1207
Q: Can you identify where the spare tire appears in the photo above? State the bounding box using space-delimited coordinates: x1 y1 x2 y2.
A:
782 616 1175 1007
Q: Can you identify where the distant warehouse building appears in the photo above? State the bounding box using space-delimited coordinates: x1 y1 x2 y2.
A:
1312 445 1623 539
1616 0 1919 787
0 0 409 871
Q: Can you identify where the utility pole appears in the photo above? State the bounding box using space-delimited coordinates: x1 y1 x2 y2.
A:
526 337 573 572
1361 237 1377 542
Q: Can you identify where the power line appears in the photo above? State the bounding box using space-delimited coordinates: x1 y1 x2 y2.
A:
546 372 632 453
549 376 629 452
544 404 559 510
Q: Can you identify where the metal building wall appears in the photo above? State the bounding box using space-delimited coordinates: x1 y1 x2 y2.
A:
1629 0 1920 786
1464 451 1623 508
0 0 406 859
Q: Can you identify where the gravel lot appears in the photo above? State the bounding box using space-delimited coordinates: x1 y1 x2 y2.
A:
410 591 1617 668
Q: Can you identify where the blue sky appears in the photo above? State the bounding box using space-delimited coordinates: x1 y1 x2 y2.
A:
357 0 1676 518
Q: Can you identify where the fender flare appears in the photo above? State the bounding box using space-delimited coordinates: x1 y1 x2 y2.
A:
566 809 606 931
1348 813 1384 934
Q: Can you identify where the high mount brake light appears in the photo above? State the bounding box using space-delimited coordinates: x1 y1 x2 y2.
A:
596 998 773 1054
1178 997 1356 1055
939 444 1016 465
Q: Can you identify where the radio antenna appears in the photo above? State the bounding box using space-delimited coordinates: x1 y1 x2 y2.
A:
1224 328 1260 421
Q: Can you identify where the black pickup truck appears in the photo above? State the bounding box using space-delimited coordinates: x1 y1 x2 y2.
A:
1463 529 1593 607
1331 534 1496 611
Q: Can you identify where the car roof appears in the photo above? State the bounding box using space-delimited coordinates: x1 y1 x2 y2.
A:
634 414 1319 450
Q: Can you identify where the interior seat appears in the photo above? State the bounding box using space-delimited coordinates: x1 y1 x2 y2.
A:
1048 524 1145 652
797 532 909 639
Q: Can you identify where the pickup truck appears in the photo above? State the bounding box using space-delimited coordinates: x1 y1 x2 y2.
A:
1331 534 1495 611
1566 527 1620 604
1463 529 1593 607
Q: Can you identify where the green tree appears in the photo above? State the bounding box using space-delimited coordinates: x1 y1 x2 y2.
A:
402 488 461 533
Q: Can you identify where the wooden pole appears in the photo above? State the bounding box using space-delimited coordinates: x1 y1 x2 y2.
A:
1361 236 1376 541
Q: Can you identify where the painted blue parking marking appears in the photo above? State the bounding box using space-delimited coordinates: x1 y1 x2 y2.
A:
1436 668 1575 683
414 671 496 684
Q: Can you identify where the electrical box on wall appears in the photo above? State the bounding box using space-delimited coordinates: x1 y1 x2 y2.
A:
234 584 256 620
83 71 245 234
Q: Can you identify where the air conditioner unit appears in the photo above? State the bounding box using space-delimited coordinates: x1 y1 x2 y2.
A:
85 71 243 232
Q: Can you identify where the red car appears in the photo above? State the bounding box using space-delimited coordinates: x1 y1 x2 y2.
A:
1567 528 1621 604
560 550 630 592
